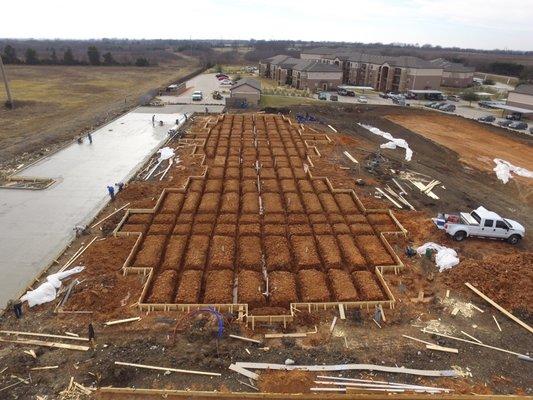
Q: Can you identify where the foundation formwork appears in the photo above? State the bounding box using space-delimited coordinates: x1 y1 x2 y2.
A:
113 114 407 326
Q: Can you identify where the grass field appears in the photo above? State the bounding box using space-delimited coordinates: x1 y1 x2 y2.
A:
0 61 199 164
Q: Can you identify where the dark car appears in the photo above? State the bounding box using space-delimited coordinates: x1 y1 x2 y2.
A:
379 92 388 98
478 100 493 108
509 121 528 130
440 104 456 112
478 115 495 123
337 88 348 96
330 94 339 101
318 92 327 100
432 102 446 109
505 113 521 121
498 120 513 127
425 102 437 108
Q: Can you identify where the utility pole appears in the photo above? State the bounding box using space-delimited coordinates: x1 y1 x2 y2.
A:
0 54 14 109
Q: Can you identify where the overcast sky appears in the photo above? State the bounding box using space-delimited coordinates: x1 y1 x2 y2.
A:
2 0 532 51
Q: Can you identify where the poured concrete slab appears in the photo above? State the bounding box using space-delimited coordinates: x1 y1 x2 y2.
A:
0 109 181 308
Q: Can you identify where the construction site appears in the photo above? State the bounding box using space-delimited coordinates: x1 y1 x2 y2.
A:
0 100 532 399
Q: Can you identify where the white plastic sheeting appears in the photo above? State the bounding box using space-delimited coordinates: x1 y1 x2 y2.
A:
493 158 533 184
359 124 413 161
20 266 84 307
416 242 459 272
157 147 175 162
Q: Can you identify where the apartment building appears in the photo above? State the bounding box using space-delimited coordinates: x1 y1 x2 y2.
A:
259 55 342 91
506 84 533 111
429 58 475 87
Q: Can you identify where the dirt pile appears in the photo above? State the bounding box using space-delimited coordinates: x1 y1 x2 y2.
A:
443 252 533 313
258 370 315 393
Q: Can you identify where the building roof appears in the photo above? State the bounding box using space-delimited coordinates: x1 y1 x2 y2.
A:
407 89 443 94
262 54 291 65
430 58 475 73
494 104 533 114
512 84 533 95
302 48 442 70
231 78 261 92
300 62 342 72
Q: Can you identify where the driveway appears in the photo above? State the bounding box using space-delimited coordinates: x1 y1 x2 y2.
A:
158 73 229 106
0 107 184 309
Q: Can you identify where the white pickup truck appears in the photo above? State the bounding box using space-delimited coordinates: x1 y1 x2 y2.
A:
434 206 525 244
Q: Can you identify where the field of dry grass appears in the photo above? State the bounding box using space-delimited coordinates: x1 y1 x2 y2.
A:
0 60 199 164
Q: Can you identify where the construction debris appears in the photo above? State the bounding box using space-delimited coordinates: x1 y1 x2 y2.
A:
115 361 221 377
229 334 262 344
104 316 141 326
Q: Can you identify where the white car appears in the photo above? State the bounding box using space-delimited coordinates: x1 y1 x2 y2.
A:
191 91 203 101
219 79 233 86
434 206 525 244
357 96 368 103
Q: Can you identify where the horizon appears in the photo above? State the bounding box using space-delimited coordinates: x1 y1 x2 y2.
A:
1 0 533 52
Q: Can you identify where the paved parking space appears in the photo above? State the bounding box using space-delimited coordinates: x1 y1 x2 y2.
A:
317 90 531 135
158 73 229 106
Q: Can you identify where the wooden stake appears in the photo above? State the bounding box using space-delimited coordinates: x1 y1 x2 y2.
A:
229 364 259 380
0 330 89 342
493 315 502 332
465 282 532 334
402 334 434 346
338 304 346 320
426 344 458 354
30 366 59 371
90 203 130 228
460 330 482 344
229 334 262 344
0 338 89 351
330 317 338 333
264 332 307 339
104 316 141 326
115 361 220 377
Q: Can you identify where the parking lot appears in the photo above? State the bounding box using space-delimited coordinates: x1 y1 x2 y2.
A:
158 73 229 106
316 90 531 135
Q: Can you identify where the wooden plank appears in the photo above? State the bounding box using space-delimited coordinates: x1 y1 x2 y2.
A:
229 334 262 345
114 361 220 377
421 329 529 358
30 366 59 371
234 362 456 377
104 317 141 326
264 333 307 339
376 188 402 209
470 303 484 313
0 338 89 351
338 304 346 320
343 151 358 164
330 317 338 333
402 334 434 346
460 330 482 344
91 203 130 228
229 364 259 380
426 344 458 354
327 125 337 133
465 282 532 334
0 330 89 342
493 315 502 332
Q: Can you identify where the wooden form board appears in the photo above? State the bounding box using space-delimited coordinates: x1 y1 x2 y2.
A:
0 338 89 351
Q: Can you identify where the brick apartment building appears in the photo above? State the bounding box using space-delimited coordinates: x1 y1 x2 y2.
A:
259 55 342 91
429 58 475 87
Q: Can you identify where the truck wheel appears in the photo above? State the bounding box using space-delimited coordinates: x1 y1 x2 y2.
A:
507 235 521 245
453 231 466 241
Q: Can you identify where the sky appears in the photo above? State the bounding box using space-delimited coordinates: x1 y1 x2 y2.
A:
2 0 533 51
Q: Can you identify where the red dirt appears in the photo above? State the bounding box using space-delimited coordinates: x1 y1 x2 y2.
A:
355 235 395 266
269 271 298 307
134 235 166 268
203 269 234 303
264 236 292 271
298 269 331 302
237 270 266 308
316 235 342 269
183 235 209 270
291 236 321 270
161 235 187 271
334 193 360 214
337 234 367 270
352 270 384 300
238 236 262 271
174 270 203 303
328 269 359 301
147 270 177 303
258 370 315 393
208 235 235 270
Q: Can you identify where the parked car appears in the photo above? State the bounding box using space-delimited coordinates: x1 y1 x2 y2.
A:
337 88 348 96
216 73 229 79
357 96 368 104
425 102 438 108
440 104 456 112
505 113 522 121
379 92 389 99
392 97 406 106
431 102 447 109
330 94 338 101
498 120 513 127
212 91 223 100
530 127 533 134
191 91 203 101
478 100 493 108
509 121 528 130
346 90 356 97
219 79 233 85
318 92 327 101
447 95 460 102
434 206 525 244
477 115 495 123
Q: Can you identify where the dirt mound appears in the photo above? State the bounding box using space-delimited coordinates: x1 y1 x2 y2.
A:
444 252 533 313
258 370 315 393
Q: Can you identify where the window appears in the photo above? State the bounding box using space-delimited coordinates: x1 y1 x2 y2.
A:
471 212 481 224
496 220 508 229
484 219 493 228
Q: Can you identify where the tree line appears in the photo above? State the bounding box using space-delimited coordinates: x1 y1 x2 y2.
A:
1 45 151 67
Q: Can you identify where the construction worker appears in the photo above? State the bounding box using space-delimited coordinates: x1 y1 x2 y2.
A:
152 115 155 126
205 106 208 114
87 133 93 144
77 136 83 144
8 299 23 319
107 185 115 201
115 182 124 192
88 323 96 348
